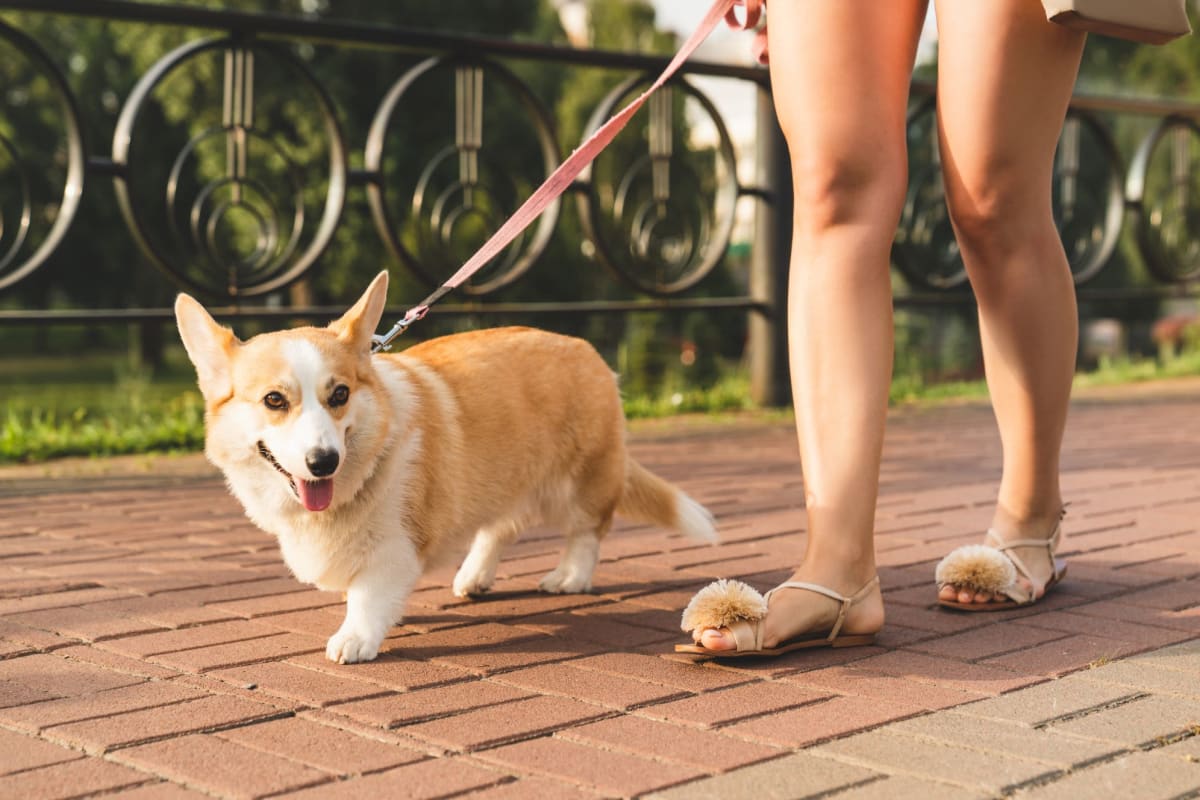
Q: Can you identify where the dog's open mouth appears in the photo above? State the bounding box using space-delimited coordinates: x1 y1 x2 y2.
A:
257 441 334 512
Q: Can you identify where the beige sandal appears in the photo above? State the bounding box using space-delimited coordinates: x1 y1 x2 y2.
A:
935 521 1067 611
674 576 880 659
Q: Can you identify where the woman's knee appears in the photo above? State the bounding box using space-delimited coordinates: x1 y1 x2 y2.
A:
789 149 908 238
942 158 1052 261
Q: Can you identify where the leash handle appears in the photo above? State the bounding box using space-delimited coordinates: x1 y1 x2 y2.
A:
372 0 761 353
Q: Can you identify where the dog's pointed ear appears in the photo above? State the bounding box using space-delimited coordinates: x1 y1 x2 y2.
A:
174 293 239 404
329 271 389 352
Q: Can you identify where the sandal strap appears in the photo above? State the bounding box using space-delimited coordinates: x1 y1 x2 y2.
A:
984 523 1061 587
727 618 762 651
764 576 879 643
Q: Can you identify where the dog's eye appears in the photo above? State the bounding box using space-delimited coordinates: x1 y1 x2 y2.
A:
329 385 350 408
263 392 288 410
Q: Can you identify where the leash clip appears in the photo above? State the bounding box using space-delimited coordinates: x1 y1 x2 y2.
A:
370 305 429 353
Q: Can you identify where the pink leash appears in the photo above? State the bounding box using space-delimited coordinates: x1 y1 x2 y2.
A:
372 0 766 352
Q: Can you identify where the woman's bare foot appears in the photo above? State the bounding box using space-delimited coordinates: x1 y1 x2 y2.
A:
937 505 1063 606
695 563 885 651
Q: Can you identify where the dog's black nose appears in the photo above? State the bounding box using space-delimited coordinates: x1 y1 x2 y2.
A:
306 448 340 478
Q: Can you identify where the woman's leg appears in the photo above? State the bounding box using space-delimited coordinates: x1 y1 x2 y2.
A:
933 0 1085 604
698 0 927 650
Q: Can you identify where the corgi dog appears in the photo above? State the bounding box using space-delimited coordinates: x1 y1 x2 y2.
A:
174 272 717 663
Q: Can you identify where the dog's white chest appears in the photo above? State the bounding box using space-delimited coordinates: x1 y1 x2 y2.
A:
276 527 357 590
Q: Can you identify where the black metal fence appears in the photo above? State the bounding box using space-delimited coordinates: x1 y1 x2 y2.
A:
1 0 1198 404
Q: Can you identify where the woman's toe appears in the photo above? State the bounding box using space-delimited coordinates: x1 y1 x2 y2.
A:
938 585 958 601
699 627 735 650
957 587 975 604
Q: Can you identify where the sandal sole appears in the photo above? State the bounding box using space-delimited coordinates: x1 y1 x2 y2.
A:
674 632 877 659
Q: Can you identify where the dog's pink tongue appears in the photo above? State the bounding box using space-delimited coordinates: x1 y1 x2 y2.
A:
298 479 334 512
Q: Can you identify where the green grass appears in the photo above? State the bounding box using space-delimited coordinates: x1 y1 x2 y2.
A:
2 360 205 462
4 346 1200 463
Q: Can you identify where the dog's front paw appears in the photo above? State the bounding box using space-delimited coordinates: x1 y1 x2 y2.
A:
325 627 383 664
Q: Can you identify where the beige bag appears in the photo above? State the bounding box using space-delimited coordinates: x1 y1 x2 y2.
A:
1043 0 1191 44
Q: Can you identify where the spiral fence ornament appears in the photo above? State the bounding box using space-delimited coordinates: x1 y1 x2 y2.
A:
577 75 738 296
893 98 966 291
0 22 85 292
1051 110 1125 285
365 56 560 295
111 37 347 299
1128 115 1200 283
895 102 1125 290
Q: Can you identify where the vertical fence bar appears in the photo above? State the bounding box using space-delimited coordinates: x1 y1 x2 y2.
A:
748 85 791 407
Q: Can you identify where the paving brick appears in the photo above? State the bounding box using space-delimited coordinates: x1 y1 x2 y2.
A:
404 694 610 751
830 773 989 800
850 649 1042 694
85 595 238 629
328 681 530 728
0 653 144 699
148 632 324 672
50 645 181 680
0 681 205 733
1013 611 1195 650
105 782 212 798
636 680 830 729
209 661 386 706
0 756 152 799
1129 638 1200 674
215 716 425 774
44 693 287 754
783 665 991 710
288 650 477 692
0 619 75 651
1158 734 1200 761
206 589 341 619
5 606 167 643
646 752 880 800
557 715 781 772
724 695 926 748
1046 694 1200 746
0 678 57 708
454 775 602 799
245 607 344 636
1012 751 1200 799
907 622 1069 661
490 662 688 710
888 710 1123 768
443 590 609 620
475 737 702 796
283 757 509 799
113 733 332 798
983 634 1139 677
1075 659 1200 699
954 672 1141 726
514 610 677 649
0 587 135 617
566 651 754 692
812 728 1058 794
0 728 84 775
96 620 284 659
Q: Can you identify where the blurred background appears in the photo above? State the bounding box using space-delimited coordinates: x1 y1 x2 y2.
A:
1 0 1198 462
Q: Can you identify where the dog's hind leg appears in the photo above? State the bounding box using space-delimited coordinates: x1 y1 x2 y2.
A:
539 512 612 594
452 521 518 598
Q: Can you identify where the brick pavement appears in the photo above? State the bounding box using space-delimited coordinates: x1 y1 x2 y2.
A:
0 381 1197 798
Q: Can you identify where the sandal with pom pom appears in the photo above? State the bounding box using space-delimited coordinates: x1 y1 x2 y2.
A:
674 576 880 659
935 520 1066 611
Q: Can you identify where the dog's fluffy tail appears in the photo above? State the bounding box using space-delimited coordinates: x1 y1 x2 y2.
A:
617 458 718 543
